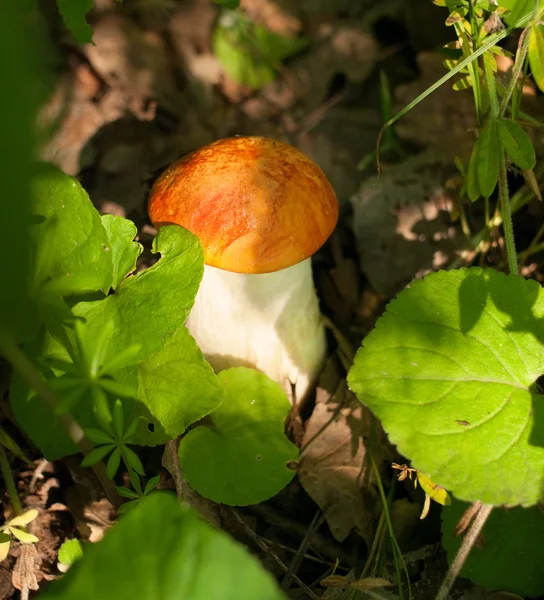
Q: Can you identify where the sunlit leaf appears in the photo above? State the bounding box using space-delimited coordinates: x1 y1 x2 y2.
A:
179 368 298 506
348 268 544 506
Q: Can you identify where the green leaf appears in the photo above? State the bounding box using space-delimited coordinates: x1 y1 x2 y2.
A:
144 475 160 495
0 1 43 344
56 0 94 44
442 499 544 596
116 487 139 499
40 494 286 600
122 446 144 475
137 326 222 443
84 428 115 445
101 215 142 291
8 509 38 527
213 0 240 7
212 12 308 89
58 539 84 566
347 268 544 506
0 537 10 562
178 368 298 506
81 444 114 467
9 527 38 544
476 120 500 198
73 226 203 364
30 163 113 296
529 23 544 93
466 142 481 202
498 0 538 26
106 447 122 479
11 226 206 459
497 118 536 170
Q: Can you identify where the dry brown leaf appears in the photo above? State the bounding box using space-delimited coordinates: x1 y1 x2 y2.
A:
394 52 478 160
350 150 469 296
298 384 391 545
12 544 40 593
322 573 392 590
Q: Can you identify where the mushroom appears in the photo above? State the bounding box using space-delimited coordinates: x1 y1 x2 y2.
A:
148 136 338 402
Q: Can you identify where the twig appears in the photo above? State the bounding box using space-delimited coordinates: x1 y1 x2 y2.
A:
435 503 493 600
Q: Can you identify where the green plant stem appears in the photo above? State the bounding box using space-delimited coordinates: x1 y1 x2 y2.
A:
498 152 519 274
464 3 483 125
0 446 23 515
370 455 411 600
0 331 121 509
500 26 531 118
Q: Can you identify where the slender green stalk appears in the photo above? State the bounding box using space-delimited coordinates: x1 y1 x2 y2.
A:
498 153 518 274
0 446 22 515
0 331 121 509
370 455 411 600
466 1 483 125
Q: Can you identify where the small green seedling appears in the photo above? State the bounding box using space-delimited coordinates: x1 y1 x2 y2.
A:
0 509 39 561
116 472 160 515
82 399 144 480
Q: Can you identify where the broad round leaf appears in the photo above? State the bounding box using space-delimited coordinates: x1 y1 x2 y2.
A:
40 493 286 600
347 268 544 506
178 368 298 506
442 499 544 597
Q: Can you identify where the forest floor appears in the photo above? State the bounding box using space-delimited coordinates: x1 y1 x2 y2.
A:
2 0 544 598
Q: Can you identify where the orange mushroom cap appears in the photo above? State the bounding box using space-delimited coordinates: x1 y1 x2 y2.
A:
148 136 338 274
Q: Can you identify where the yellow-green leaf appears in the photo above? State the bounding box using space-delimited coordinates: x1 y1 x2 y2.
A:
416 472 451 506
8 509 38 528
529 24 544 92
9 527 39 544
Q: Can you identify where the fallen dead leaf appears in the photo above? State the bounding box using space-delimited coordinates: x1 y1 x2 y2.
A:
298 383 391 545
350 150 469 296
321 573 392 590
12 544 40 593
394 52 478 161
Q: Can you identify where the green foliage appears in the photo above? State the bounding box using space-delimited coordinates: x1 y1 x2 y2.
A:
10 167 222 459
497 118 536 170
40 493 287 600
212 0 240 8
0 2 44 344
100 215 141 291
82 399 144 479
347 268 544 507
498 0 542 26
0 510 39 561
116 473 160 515
56 0 94 44
529 23 544 93
442 499 544 596
58 539 84 567
178 368 298 506
212 11 308 89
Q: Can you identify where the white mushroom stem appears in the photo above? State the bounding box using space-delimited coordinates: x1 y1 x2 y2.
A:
186 258 326 403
